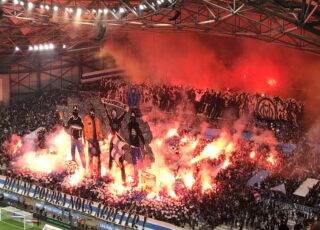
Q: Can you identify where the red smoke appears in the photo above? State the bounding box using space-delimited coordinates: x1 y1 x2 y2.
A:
100 30 320 126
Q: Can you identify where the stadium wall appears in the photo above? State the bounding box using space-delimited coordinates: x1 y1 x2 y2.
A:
3 51 117 98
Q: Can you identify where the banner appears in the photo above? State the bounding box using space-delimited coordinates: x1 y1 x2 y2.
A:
263 199 319 214
81 68 124 83
293 178 319 197
0 175 185 230
101 98 126 110
270 183 286 194
247 170 269 186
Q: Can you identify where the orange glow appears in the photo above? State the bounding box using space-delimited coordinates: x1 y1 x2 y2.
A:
168 190 178 199
202 182 212 192
24 153 54 174
222 160 231 169
6 110 281 201
126 176 134 184
68 169 85 186
191 133 231 164
225 143 234 153
166 128 178 138
155 139 163 147
268 79 277 86
147 192 156 199
113 183 125 195
183 172 195 189
267 155 275 165
180 136 189 143
101 166 107 177
12 139 22 155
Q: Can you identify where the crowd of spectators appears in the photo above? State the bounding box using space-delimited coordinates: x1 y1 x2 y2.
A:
1 136 320 230
0 79 319 230
99 79 304 142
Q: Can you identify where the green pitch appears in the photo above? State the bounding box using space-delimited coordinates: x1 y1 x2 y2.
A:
0 219 42 230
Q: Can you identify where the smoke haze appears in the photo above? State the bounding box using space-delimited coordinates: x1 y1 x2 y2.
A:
100 31 320 126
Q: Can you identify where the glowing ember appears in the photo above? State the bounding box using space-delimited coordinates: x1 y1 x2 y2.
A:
155 139 163 147
225 143 234 153
250 151 255 159
222 160 231 169
126 176 134 184
166 128 178 138
53 129 69 146
183 172 195 189
147 192 156 199
180 136 189 143
101 166 107 177
202 182 212 192
268 79 277 86
68 169 84 186
20 151 55 174
12 139 22 155
113 183 125 195
168 190 178 199
202 181 216 193
191 135 230 164
267 155 275 165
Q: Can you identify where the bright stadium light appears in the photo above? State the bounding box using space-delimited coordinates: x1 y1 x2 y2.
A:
139 4 147 10
49 43 54 49
28 2 33 8
98 9 102 13
103 8 108 14
40 4 44 9
76 8 82 16
119 7 125 13
53 6 58 11
34 45 38 51
157 0 165 5
44 44 49 50
19 1 24 6
39 44 44 50
62 44 66 49
13 0 19 4
45 5 50 10
15 46 20 51
28 46 33 51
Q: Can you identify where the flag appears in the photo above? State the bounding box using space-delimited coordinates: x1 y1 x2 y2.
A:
252 190 261 203
270 183 286 194
247 170 270 186
111 134 127 166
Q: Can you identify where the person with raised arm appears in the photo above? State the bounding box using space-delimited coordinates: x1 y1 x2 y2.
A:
104 104 129 183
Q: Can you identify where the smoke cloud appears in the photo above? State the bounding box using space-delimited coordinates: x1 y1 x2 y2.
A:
100 30 320 126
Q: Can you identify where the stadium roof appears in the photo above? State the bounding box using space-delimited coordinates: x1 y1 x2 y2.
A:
0 0 320 59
